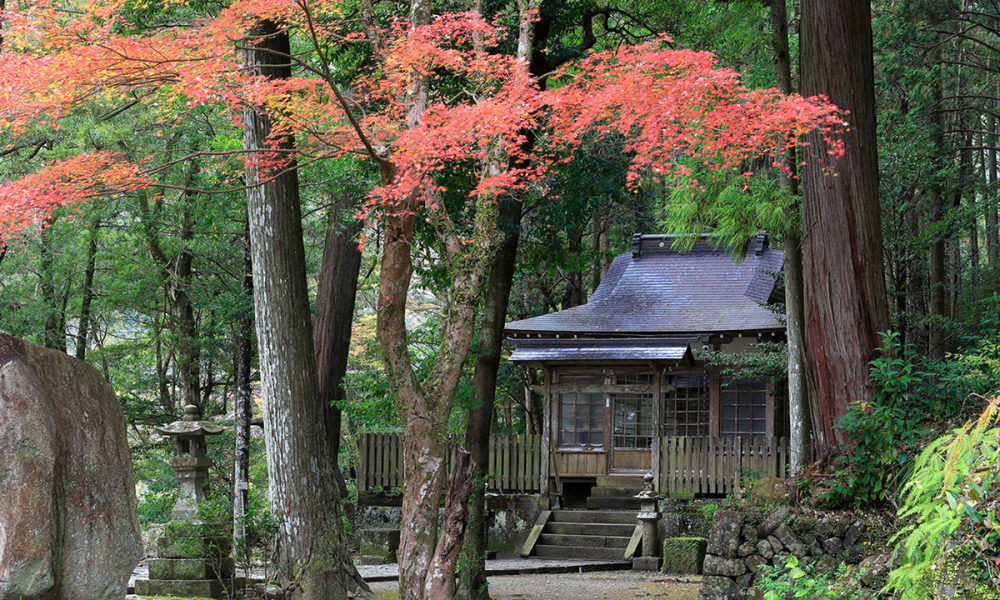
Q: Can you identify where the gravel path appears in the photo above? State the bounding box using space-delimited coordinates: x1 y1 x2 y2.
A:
369 571 701 600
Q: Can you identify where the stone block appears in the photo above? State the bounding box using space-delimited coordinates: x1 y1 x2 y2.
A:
706 510 742 558
632 556 661 571
698 575 739 600
156 530 232 559
756 540 773 560
134 577 226 599
757 506 791 538
745 554 768 575
703 554 746 577
661 537 707 575
822 537 844 556
360 527 401 563
773 524 806 556
148 557 234 580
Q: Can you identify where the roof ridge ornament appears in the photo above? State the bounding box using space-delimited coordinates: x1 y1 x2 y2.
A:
754 231 770 256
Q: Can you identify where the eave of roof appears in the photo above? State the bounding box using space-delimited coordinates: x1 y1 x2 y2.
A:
509 337 693 364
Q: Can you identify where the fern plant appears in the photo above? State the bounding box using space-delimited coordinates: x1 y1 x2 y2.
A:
885 395 1000 599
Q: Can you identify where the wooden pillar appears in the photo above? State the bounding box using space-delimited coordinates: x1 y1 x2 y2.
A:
651 366 663 492
539 366 552 503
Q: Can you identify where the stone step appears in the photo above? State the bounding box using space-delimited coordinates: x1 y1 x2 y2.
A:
538 533 631 549
533 544 627 561
549 510 637 525
586 496 642 511
545 522 637 537
589 486 644 498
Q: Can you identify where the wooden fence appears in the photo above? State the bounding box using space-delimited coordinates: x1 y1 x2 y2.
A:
357 433 542 494
359 433 790 498
659 436 789 496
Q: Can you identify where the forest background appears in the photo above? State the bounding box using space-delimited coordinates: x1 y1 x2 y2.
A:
1 1 1000 600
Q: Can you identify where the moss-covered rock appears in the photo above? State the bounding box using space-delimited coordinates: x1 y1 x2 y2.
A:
662 536 708 575
360 528 401 563
933 545 1000 600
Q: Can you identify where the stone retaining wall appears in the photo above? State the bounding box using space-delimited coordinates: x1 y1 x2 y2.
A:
698 506 893 600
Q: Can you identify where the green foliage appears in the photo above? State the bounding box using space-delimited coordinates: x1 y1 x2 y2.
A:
134 440 177 526
662 167 798 250
885 396 1000 600
824 331 995 508
756 555 866 600
700 342 788 381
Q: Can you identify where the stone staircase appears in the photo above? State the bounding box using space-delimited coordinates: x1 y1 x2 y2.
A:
531 509 638 560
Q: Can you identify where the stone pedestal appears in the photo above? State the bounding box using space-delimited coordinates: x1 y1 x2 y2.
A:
137 404 230 599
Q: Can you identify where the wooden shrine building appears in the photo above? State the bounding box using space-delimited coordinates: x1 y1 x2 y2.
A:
505 233 790 500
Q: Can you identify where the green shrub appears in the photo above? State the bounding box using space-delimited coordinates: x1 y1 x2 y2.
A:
824 331 992 508
756 555 866 600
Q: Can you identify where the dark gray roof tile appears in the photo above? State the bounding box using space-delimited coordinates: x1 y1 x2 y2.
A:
506 234 784 336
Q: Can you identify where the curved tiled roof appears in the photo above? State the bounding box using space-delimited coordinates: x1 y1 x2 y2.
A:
506 234 784 336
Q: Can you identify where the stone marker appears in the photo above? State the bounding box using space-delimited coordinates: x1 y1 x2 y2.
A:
0 333 142 600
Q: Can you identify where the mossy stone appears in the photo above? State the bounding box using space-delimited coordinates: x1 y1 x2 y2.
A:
661 536 708 575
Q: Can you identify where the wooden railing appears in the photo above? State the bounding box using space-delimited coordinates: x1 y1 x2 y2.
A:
357 433 542 494
659 436 789 496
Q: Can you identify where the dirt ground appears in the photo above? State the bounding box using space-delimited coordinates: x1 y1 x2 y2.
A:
369 571 701 600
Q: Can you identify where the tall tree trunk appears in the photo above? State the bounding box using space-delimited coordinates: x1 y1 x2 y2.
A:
800 0 889 445
770 0 816 462
972 142 982 272
313 194 363 501
987 114 999 265
75 217 100 361
175 199 202 408
457 197 522 600
233 214 253 545
243 21 370 600
927 46 947 359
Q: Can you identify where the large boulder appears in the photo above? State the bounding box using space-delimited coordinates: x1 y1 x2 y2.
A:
0 333 142 600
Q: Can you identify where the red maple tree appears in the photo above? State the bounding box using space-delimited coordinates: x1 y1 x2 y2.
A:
0 3 846 598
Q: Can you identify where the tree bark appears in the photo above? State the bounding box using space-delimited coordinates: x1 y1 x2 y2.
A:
233 214 253 545
313 194 363 501
770 0 815 462
927 42 947 359
425 448 475 600
987 114 999 265
175 199 202 407
457 197 522 600
75 216 100 361
800 0 889 445
243 21 370 600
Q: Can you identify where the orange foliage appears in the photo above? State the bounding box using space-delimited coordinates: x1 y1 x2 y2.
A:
0 152 150 233
0 2 846 237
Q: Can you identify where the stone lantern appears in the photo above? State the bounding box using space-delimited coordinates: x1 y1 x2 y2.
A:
155 404 226 521
633 472 662 571
135 404 232 600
